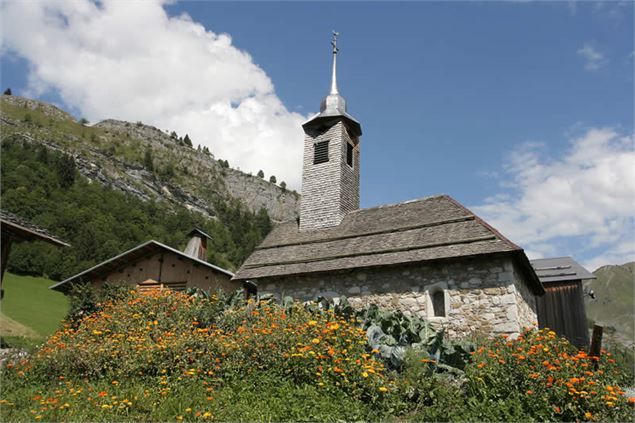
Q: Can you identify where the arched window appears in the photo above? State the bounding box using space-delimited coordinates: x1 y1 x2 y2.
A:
432 290 446 317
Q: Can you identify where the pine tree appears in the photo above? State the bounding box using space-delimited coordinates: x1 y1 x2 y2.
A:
144 148 154 171
183 134 193 147
257 170 265 178
56 154 76 189
269 175 277 184
3 88 12 95
280 181 287 190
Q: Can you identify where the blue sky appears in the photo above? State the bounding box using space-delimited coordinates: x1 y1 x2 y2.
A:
1 1 633 269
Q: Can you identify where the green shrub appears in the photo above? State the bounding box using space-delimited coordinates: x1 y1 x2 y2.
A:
465 328 634 422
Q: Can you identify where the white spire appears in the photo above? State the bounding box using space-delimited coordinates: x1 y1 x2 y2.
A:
330 31 339 95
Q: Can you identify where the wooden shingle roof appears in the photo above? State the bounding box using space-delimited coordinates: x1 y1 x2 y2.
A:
234 195 543 294
0 210 69 247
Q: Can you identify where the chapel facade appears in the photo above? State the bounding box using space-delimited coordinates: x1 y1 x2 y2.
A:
234 34 543 338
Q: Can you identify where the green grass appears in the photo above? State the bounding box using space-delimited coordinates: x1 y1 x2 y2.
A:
1 272 69 338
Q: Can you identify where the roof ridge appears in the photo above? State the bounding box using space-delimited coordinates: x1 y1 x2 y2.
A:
530 256 574 261
50 239 233 290
347 193 449 215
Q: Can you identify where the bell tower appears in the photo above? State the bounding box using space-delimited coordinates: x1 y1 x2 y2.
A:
299 32 362 231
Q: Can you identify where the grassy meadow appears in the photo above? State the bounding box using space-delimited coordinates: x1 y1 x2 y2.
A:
0 273 68 346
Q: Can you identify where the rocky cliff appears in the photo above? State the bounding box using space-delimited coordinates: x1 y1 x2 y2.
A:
0 96 300 222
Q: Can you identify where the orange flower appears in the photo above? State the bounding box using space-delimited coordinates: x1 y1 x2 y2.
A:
526 390 533 395
584 411 593 420
628 397 635 404
553 406 561 413
477 362 486 369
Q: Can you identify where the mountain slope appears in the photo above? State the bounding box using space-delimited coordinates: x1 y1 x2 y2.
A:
0 95 299 222
584 262 634 347
0 94 299 280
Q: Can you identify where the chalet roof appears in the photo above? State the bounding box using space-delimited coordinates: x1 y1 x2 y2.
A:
233 194 543 295
0 210 69 247
50 240 234 292
530 257 596 283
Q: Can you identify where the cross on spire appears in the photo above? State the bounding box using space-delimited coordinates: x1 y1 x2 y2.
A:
330 31 339 95
331 31 339 54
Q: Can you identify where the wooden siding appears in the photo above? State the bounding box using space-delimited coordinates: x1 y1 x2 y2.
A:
94 251 236 294
536 281 589 348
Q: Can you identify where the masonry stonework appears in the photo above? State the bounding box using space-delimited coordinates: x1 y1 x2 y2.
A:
257 255 538 338
300 121 360 231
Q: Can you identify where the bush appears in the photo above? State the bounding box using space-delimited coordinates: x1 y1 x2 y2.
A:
465 327 634 422
2 294 633 422
0 290 394 421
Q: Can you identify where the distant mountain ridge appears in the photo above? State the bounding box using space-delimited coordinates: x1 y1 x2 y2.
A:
584 262 635 348
0 95 300 222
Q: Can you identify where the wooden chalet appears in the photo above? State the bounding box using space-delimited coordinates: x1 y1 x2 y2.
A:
531 257 595 348
50 230 236 294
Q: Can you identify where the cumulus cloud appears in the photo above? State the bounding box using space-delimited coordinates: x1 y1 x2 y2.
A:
1 0 307 188
472 127 635 270
577 43 607 71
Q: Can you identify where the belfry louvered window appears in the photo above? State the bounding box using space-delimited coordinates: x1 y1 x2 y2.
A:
314 140 329 164
346 142 354 168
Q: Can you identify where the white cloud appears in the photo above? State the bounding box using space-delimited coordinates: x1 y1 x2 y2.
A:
473 127 635 270
577 43 607 71
0 0 307 189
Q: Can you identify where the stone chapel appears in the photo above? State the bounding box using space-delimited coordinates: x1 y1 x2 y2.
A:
234 34 544 338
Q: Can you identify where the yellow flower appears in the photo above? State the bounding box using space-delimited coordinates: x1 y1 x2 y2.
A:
585 411 593 420
312 338 320 344
362 372 369 378
176 416 183 421
379 386 388 392
308 320 318 326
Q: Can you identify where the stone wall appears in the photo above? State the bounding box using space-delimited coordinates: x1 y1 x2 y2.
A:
512 262 538 330
299 121 360 231
257 255 538 338
339 128 360 216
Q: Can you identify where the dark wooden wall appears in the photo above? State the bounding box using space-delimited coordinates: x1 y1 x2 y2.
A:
536 280 589 348
93 251 236 294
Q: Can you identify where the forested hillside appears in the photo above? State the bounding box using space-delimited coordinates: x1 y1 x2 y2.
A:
585 262 635 348
0 95 299 222
1 123 271 281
